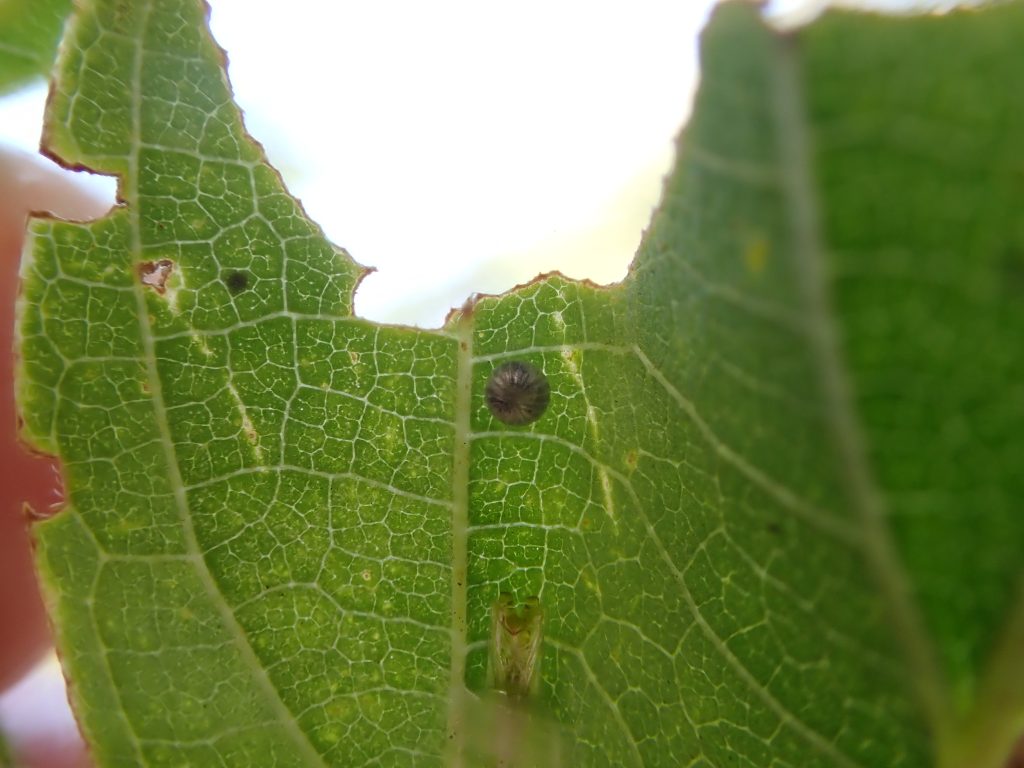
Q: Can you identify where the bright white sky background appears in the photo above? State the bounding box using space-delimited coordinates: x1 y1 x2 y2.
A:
0 0 986 758
0 0 973 327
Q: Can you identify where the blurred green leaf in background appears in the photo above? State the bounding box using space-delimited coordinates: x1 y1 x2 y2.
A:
0 0 72 96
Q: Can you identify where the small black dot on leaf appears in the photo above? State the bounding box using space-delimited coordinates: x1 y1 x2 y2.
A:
225 270 249 294
485 361 550 426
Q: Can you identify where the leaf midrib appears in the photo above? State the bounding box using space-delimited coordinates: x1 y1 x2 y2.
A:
768 19 949 755
444 313 473 766
124 2 326 764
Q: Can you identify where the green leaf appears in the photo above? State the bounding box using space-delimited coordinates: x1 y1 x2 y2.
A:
16 1 1024 766
0 0 73 95
0 726 11 768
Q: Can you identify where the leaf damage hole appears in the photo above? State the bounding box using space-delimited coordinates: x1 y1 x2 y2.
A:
137 259 174 294
12 419 66 519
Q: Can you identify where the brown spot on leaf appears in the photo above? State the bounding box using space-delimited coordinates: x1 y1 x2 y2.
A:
1006 733 1024 768
624 449 638 470
138 259 174 294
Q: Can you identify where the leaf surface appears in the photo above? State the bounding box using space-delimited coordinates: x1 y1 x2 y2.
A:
16 1 1024 767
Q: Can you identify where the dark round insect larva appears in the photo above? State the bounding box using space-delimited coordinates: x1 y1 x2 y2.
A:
485 361 550 426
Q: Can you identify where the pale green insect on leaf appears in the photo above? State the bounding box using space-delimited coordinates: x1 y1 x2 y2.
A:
489 592 544 699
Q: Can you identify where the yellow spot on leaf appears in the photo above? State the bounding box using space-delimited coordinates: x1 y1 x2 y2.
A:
743 234 769 275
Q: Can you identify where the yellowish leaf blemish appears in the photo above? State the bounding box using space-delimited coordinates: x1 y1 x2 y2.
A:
743 233 769 275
